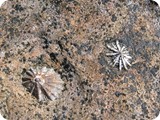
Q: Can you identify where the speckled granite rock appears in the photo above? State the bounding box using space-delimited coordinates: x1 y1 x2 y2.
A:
0 0 160 120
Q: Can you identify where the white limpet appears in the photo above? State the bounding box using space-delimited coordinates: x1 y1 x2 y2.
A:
22 67 64 101
106 41 132 71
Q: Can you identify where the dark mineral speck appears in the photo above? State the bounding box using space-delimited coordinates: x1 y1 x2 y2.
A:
141 103 148 114
14 4 24 12
115 91 126 97
101 0 109 4
111 14 117 22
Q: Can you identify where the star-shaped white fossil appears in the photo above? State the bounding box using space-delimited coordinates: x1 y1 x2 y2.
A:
106 41 132 71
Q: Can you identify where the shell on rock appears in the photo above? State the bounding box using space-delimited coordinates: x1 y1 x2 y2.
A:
22 67 64 101
106 40 132 71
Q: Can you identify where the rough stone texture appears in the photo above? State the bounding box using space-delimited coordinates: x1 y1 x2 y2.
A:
0 0 159 120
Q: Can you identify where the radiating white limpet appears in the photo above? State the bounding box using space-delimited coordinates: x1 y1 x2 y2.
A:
106 41 132 71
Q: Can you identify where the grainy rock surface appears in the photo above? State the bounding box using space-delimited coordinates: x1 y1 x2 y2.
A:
0 0 160 120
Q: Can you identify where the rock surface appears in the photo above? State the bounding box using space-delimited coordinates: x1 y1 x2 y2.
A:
0 0 160 120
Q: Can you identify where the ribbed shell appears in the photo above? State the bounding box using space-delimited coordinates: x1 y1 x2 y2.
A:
22 67 64 101
106 41 132 71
